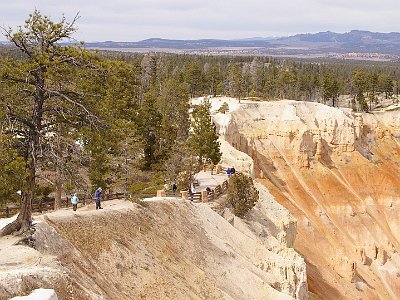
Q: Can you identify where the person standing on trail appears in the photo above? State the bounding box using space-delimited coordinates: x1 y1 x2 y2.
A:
71 193 79 211
172 183 177 194
231 167 236 175
191 183 197 194
226 167 231 178
95 187 103 209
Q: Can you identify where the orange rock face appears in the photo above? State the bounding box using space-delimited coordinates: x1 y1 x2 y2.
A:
226 101 400 299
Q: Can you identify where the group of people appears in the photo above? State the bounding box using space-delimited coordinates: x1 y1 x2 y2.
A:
70 187 103 211
71 166 237 211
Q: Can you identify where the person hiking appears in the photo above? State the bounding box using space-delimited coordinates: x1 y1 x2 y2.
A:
95 187 103 209
71 193 79 211
231 167 236 175
172 183 177 194
191 183 197 194
226 167 231 178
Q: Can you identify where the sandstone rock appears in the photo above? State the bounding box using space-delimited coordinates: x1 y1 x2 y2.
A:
10 289 58 300
356 247 368 265
376 247 387 266
211 98 400 299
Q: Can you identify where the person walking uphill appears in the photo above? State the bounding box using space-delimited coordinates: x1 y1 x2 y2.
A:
71 193 79 211
95 187 103 209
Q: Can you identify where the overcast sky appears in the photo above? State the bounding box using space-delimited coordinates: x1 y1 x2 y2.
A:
1 0 399 41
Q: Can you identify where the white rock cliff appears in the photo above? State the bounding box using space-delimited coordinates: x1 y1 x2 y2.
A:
212 98 400 299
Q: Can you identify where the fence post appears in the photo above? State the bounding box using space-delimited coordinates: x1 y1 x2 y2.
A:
157 190 166 197
201 191 208 203
83 197 86 206
180 190 188 201
6 206 9 218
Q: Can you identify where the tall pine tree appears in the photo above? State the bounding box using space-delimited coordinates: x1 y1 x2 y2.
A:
189 100 221 165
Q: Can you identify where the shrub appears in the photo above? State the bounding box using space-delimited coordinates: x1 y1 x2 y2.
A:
217 102 229 114
226 172 259 218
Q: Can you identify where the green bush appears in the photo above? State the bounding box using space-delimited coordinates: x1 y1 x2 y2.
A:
217 102 229 114
227 172 259 218
35 184 54 202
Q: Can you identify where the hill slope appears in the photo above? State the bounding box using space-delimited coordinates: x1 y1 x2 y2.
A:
0 196 307 299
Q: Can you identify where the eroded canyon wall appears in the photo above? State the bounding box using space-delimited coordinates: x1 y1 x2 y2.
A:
223 100 400 299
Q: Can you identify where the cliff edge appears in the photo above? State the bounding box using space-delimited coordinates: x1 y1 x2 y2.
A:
0 193 306 300
215 98 400 299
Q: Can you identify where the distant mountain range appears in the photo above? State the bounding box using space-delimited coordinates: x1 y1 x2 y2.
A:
84 30 400 57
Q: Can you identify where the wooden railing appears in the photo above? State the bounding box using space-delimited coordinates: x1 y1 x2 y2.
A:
0 192 125 219
178 179 229 203
207 180 229 202
189 192 202 202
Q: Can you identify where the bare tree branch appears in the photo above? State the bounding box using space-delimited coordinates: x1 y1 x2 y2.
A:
6 106 35 129
46 89 99 123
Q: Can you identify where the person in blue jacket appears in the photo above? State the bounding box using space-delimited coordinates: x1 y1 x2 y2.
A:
71 193 79 211
95 187 103 209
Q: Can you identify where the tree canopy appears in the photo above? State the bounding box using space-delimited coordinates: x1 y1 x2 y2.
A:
0 10 103 235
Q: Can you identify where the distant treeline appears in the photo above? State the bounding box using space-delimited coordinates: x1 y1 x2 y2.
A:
102 50 400 109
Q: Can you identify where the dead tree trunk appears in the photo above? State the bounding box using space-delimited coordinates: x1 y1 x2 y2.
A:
54 176 62 210
54 124 62 210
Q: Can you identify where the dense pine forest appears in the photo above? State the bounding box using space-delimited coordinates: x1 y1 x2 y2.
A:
1 11 400 234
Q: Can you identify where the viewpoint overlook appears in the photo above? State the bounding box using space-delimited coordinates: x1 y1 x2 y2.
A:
1 96 400 299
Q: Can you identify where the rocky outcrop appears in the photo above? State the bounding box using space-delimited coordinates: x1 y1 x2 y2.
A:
212 98 308 299
10 289 58 300
214 99 400 299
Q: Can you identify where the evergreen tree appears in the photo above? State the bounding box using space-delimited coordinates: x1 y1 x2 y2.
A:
352 70 368 111
205 65 223 96
0 135 25 207
227 172 259 218
189 100 221 165
322 73 339 106
0 10 102 235
229 63 243 100
378 74 393 99
184 62 203 98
